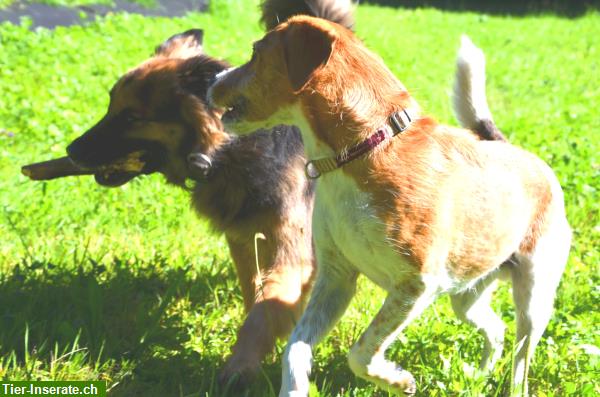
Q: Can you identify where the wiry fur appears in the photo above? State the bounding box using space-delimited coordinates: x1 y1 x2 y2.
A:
453 35 506 141
209 16 571 397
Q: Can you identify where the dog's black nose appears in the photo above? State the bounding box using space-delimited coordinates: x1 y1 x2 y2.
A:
66 135 101 167
66 139 82 161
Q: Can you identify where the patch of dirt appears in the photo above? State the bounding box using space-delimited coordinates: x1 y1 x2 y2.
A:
0 0 209 29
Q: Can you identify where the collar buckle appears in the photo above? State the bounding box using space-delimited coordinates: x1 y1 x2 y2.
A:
305 160 321 179
389 109 413 135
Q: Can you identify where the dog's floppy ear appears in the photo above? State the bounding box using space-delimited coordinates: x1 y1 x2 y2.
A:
155 29 204 59
283 22 334 92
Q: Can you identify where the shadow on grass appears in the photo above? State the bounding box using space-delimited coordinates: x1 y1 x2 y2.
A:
0 258 510 396
362 0 600 18
0 257 260 396
0 257 419 396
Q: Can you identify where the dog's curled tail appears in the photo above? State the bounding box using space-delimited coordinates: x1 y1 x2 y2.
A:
453 35 506 141
261 0 356 31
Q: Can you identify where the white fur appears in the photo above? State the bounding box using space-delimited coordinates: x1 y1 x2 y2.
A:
282 341 312 394
292 106 418 289
450 274 506 371
274 105 569 397
278 106 485 396
453 35 494 130
510 170 571 395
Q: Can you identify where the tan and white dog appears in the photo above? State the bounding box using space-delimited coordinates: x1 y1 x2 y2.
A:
209 16 571 396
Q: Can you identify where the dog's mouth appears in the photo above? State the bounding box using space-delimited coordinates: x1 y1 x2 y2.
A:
68 139 167 187
221 96 248 124
89 150 153 187
94 171 139 187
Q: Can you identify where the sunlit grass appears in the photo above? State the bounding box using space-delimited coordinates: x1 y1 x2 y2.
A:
0 0 598 395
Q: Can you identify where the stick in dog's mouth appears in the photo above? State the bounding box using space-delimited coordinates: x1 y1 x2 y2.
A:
22 156 90 180
22 151 147 187
92 151 147 186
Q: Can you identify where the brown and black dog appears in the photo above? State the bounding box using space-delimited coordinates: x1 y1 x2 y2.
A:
58 0 356 387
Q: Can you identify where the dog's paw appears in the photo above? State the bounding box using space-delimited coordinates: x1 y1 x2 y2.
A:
369 363 416 396
187 152 213 180
392 366 416 396
218 356 260 392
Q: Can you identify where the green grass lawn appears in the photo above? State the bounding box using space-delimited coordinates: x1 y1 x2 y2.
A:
1 0 598 396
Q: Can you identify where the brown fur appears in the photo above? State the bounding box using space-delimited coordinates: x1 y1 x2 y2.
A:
66 31 315 388
64 0 358 391
210 16 556 277
209 15 568 395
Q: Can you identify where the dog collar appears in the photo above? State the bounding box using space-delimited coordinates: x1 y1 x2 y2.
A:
305 108 415 179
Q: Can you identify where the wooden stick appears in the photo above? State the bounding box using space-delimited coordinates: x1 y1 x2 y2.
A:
21 156 92 180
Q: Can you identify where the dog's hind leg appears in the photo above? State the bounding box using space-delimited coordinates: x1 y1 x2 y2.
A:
450 272 506 371
346 280 438 396
510 215 570 396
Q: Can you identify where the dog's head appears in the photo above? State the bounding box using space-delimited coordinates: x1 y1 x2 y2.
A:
67 29 230 187
209 17 335 133
209 16 411 149
209 16 339 134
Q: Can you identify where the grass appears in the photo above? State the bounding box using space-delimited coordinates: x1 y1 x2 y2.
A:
0 0 598 395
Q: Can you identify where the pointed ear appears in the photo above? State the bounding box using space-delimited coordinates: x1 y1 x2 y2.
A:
283 23 334 92
155 29 204 59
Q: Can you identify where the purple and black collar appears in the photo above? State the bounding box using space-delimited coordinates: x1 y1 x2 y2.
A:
305 108 416 179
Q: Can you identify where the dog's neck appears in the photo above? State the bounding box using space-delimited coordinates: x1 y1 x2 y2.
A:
295 86 425 154
297 45 425 155
304 108 417 179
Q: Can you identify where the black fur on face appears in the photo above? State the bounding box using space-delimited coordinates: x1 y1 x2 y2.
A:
65 31 230 187
67 111 165 169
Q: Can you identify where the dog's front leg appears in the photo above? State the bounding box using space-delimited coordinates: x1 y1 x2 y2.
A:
220 230 313 389
280 261 357 397
221 299 296 388
347 280 438 396
220 267 309 388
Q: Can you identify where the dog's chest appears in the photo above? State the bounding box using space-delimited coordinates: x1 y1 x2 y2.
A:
314 172 414 290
